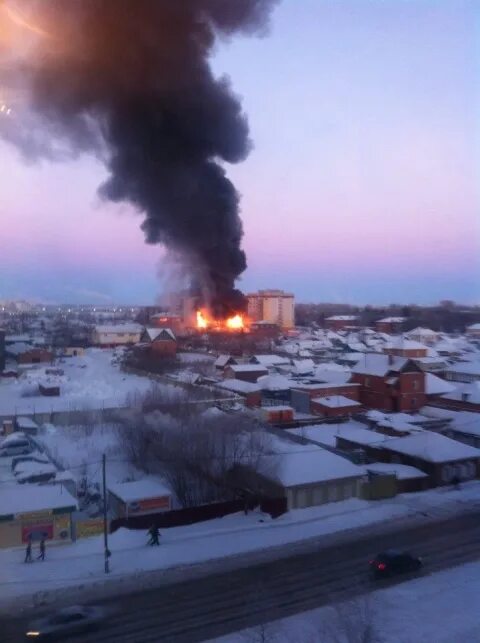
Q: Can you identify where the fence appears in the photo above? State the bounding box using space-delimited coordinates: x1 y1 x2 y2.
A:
110 494 287 533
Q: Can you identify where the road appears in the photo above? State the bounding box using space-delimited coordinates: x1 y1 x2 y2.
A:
5 510 480 642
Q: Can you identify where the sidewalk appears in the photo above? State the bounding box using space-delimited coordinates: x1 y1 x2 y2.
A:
1 481 479 613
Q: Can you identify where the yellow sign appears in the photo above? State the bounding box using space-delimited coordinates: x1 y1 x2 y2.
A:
18 510 52 521
76 519 104 539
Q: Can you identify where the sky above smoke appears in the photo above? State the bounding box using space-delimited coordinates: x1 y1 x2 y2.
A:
0 0 278 315
1 0 479 306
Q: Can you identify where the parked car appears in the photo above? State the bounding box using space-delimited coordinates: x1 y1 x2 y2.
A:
0 437 32 457
369 549 422 579
25 605 106 640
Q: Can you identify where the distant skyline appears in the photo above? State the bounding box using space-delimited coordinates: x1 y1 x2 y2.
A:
1 0 479 305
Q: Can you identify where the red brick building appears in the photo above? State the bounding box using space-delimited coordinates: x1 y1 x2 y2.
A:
310 395 361 417
325 315 359 331
351 353 426 412
140 328 177 357
18 348 53 365
383 338 428 359
290 383 361 415
375 317 405 334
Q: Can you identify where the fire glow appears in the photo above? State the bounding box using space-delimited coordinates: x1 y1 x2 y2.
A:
196 310 247 332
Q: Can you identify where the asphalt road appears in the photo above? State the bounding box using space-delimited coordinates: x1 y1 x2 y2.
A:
5 510 480 643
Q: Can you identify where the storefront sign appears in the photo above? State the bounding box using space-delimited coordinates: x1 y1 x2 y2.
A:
76 518 104 538
127 495 170 514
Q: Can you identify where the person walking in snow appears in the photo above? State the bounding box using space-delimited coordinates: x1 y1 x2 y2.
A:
37 537 46 561
147 525 160 546
24 536 32 563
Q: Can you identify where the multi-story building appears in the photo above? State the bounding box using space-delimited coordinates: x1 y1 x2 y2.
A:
247 290 295 330
351 353 426 412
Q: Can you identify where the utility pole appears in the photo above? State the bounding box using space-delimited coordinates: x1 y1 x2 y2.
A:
102 453 110 573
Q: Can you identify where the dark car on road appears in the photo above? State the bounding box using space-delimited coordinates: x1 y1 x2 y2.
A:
25 605 105 640
369 549 422 579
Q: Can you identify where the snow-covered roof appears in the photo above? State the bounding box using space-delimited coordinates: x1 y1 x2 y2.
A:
6 342 34 356
273 447 364 487
467 323 480 331
445 361 480 376
227 364 269 373
250 355 290 366
441 382 480 405
215 354 235 368
292 359 315 374
0 485 77 518
216 379 260 394
257 374 292 391
383 432 480 463
363 462 428 480
261 405 294 412
326 315 358 321
94 324 142 334
408 327 438 334
384 338 428 350
426 373 457 395
313 368 351 385
108 478 171 503
16 417 39 430
312 395 361 409
143 327 176 341
352 353 409 377
377 317 406 323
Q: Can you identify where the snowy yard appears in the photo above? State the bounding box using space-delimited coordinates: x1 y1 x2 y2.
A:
1 481 480 610
0 348 157 416
210 559 480 643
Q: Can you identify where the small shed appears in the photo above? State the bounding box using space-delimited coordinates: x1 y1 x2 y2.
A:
108 478 172 519
15 417 39 435
260 405 294 424
0 485 77 548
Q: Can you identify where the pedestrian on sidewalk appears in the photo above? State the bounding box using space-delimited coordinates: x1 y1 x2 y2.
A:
37 537 46 561
24 536 32 563
147 525 160 546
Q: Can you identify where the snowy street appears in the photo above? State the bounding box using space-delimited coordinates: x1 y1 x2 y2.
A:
4 503 480 642
1 481 480 613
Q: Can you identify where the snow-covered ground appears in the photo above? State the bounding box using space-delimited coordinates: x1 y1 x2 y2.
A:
210 559 480 643
1 481 480 611
0 349 156 416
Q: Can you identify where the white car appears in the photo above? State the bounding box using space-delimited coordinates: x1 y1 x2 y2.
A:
25 605 106 640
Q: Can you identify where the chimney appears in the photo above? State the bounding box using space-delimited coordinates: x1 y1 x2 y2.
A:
388 353 394 366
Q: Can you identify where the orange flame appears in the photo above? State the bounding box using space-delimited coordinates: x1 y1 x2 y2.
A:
196 309 247 332
226 314 244 330
196 310 208 329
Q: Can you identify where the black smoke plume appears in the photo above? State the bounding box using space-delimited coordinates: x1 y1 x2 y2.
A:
0 1 278 316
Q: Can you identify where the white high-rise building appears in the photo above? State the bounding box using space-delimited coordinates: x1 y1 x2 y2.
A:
247 289 295 329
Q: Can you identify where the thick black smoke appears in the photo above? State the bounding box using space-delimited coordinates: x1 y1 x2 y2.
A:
1 1 278 316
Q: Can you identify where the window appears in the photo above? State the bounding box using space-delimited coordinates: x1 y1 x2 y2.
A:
411 398 416 407
413 380 419 390
365 377 370 387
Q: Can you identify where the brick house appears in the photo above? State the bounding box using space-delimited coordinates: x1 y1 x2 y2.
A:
290 383 361 415
325 315 359 331
375 317 405 334
351 353 426 412
140 327 177 356
6 344 53 364
224 364 269 383
310 395 361 418
383 338 428 359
